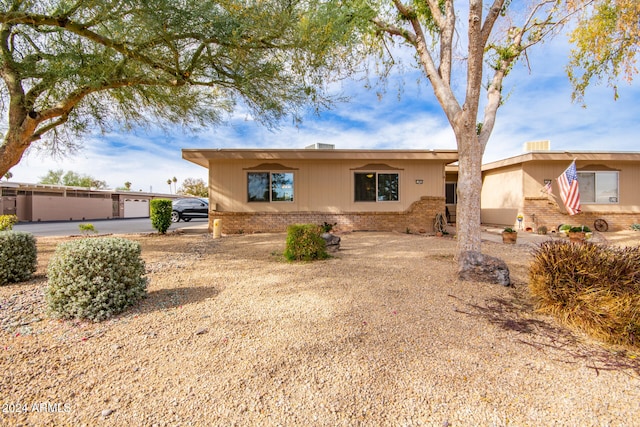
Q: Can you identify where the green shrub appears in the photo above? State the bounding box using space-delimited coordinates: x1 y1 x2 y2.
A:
558 224 571 232
529 241 640 349
150 199 172 234
631 223 640 231
503 227 516 233
321 221 337 233
78 223 97 235
536 225 548 235
46 237 147 321
0 214 18 231
284 224 328 261
569 225 591 233
0 231 37 285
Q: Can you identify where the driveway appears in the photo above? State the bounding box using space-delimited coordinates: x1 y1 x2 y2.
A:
13 217 208 237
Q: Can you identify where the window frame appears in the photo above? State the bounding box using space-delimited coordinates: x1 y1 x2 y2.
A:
577 171 619 204
354 171 400 203
247 171 294 203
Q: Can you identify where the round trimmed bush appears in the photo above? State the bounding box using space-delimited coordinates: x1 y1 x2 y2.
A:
284 224 329 261
46 237 147 321
0 231 37 285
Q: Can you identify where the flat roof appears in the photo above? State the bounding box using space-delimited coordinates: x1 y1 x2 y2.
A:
182 148 459 168
0 181 175 197
482 151 640 171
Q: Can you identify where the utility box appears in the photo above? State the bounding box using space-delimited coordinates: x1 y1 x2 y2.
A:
212 218 222 238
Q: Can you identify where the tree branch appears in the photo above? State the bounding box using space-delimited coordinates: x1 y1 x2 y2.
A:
371 18 416 45
30 112 70 141
376 2 461 121
0 23 28 128
480 66 506 150
438 0 455 85
481 0 506 47
426 0 446 29
32 77 185 137
463 0 484 125
0 12 188 82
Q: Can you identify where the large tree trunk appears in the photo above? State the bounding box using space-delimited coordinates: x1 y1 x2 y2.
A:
0 117 37 177
454 125 483 258
454 121 511 286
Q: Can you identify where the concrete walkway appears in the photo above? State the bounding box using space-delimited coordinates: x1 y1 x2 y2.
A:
479 226 562 246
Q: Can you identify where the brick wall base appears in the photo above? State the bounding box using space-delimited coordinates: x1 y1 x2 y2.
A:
209 196 445 234
523 197 640 232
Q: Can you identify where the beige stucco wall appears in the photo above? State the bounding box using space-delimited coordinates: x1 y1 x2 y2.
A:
1 183 180 222
17 195 30 222
523 160 640 213
481 155 640 230
29 195 112 221
0 196 17 217
480 165 523 225
209 158 447 213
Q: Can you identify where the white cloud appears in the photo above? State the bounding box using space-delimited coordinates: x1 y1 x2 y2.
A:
10 132 208 193
484 32 640 163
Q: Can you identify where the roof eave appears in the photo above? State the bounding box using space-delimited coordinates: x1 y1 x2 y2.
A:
182 149 459 167
482 151 640 171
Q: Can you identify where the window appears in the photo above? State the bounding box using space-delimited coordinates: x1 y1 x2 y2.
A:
248 172 269 201
577 171 619 204
271 173 294 202
355 173 376 202
354 172 399 202
248 172 294 202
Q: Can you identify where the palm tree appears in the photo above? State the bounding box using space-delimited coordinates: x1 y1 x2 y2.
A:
167 179 173 194
172 176 178 193
3 171 12 181
124 181 132 191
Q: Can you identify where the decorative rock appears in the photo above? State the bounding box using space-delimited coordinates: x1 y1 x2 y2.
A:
458 251 511 286
101 408 114 417
321 232 341 252
195 328 208 335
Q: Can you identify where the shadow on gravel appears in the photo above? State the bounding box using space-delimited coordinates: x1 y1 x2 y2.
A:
131 286 221 315
452 293 640 377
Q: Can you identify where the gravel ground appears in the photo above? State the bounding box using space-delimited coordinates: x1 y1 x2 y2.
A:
1 230 639 426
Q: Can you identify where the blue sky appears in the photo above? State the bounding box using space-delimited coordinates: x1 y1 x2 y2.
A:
8 28 640 194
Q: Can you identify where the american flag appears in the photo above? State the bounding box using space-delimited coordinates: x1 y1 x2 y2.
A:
557 161 581 215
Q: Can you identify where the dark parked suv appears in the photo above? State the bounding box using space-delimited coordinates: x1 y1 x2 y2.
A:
171 198 209 222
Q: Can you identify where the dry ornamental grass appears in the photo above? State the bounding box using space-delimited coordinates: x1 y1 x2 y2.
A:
1 230 639 426
529 241 640 349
